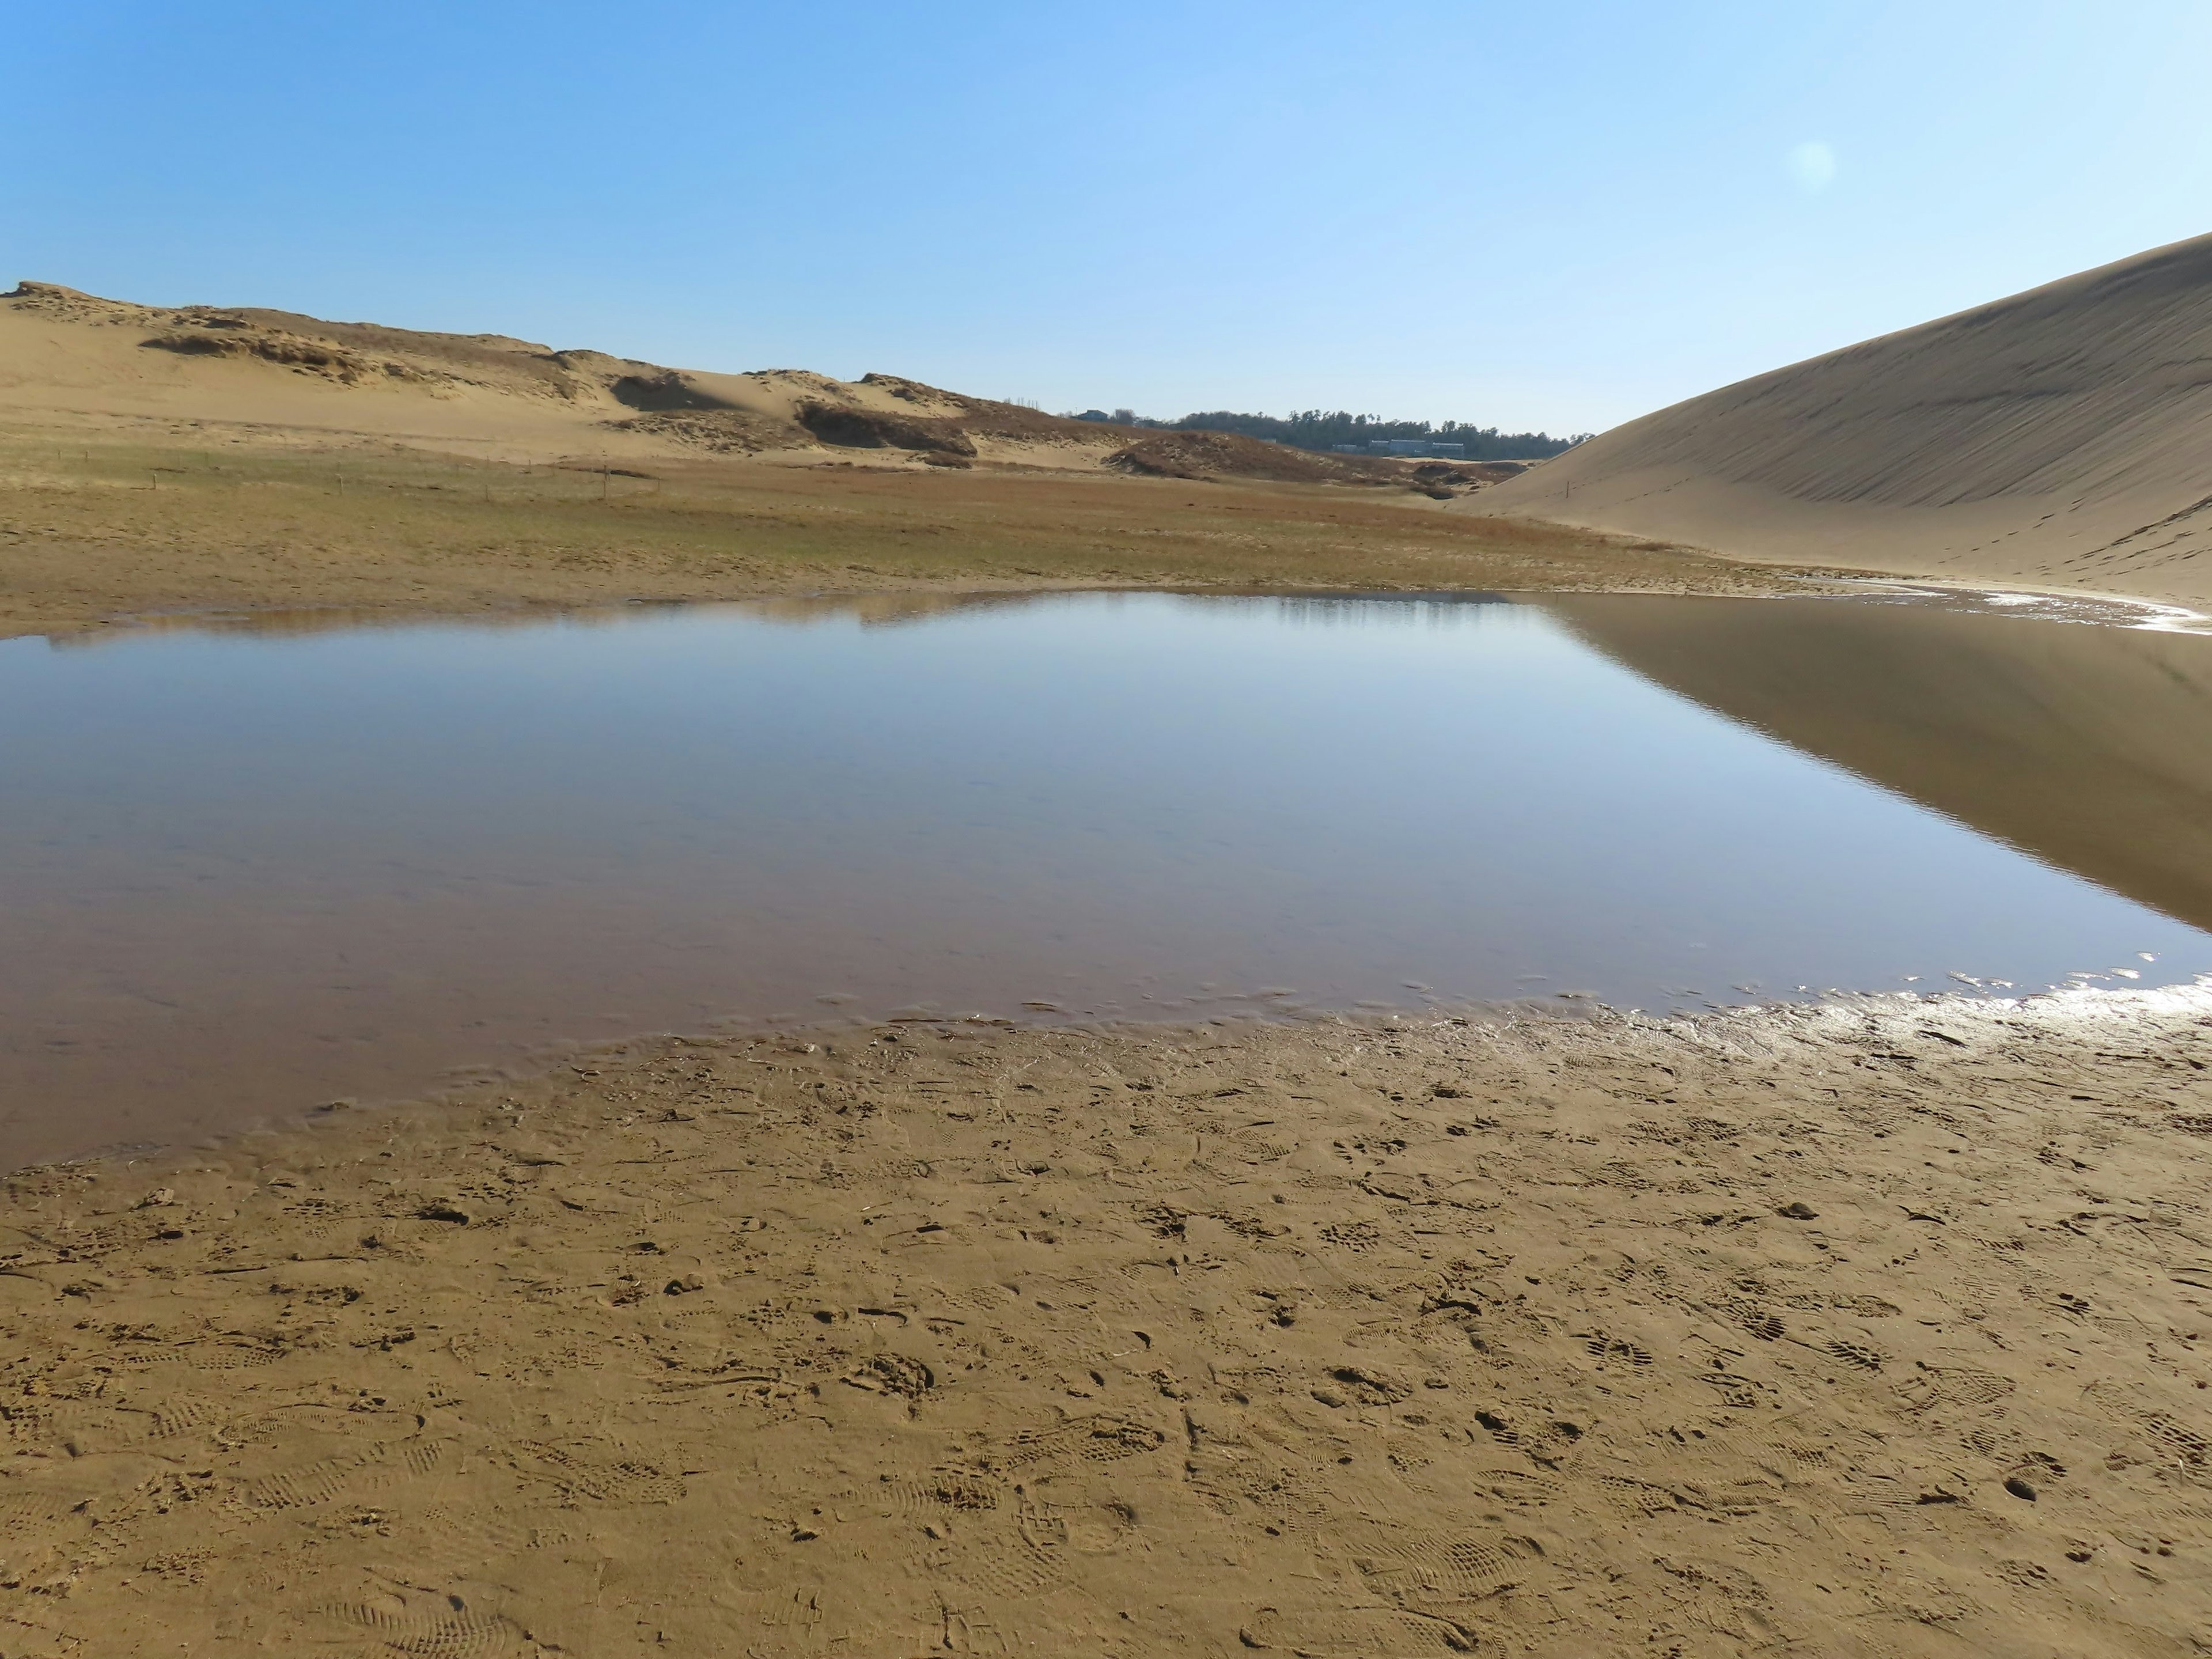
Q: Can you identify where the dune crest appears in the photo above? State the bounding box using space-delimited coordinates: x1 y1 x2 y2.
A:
1469 233 2212 608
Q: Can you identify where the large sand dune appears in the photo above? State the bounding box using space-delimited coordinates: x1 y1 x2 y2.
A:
0 278 1110 468
0 281 1405 487
1469 234 2212 609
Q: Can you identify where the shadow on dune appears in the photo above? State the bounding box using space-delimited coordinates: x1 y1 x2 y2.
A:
1532 593 2212 935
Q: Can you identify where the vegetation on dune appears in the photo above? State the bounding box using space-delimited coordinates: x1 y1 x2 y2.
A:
1073 406 1588 459
0 428 1769 637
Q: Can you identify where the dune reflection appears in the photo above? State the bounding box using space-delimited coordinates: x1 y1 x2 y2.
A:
1536 592 2212 933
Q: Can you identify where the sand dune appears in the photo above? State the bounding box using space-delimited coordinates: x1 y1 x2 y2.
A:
0 278 1100 469
0 281 1400 488
0 278 1762 639
1469 234 2212 609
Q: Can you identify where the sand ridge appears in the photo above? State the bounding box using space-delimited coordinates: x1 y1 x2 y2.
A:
0 281 1418 490
4 989 2210 1655
0 276 1852 642
1469 233 2212 611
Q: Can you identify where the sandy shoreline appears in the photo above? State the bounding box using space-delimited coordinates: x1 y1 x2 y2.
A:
0 421 1843 646
6 988 2210 1656
8 284 2212 1654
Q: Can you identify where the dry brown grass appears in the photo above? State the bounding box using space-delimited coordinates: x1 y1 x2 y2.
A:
0 425 1800 637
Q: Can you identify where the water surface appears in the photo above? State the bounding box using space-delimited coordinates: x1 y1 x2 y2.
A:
4 589 2207 1166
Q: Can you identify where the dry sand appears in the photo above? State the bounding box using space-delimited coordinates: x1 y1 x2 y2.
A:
1470 233 2212 612
5 991 2211 1656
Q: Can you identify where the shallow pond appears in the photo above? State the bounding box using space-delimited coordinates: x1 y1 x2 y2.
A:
5 588 2209 1165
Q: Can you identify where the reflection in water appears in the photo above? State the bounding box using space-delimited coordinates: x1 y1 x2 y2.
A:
3 591 2206 1167
50 586 1521 646
48 603 666 647
1535 593 2212 934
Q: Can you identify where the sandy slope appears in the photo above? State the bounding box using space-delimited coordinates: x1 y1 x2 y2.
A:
0 280 1629 639
1469 234 2212 609
0 281 1404 487
5 994 2210 1657
0 278 1197 471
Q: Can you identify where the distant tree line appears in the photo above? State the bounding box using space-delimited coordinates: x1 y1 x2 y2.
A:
1069 407 1588 460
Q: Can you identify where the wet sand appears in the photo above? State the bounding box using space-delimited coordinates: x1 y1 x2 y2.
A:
5 989 2210 1656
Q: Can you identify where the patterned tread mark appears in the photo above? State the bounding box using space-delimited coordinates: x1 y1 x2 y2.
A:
1767 1437 1834 1469
1238 1604 1482 1656
843 1354 934 1398
0 1489 74 1542
149 1396 224 1439
1265 1283 1383 1312
1319 1221 1385 1252
1597 1474 1685 1516
139 1548 214 1586
1901 1365 2016 1410
516 1442 687 1505
242 1438 448 1511
2141 1413 2211 1468
1661 1430 1796 1497
929 1495 1069 1597
1354 1533 1531 1607
887 1469 1005 1513
147 1338 290 1372
1475 1467 1565 1505
1582 1332 1655 1368
1825 1340 1885 1372
1718 1298 1785 1341
410 1502 568 1560
986 1414 1166 1474
1832 1295 1903 1318
1328 1366 1411 1406
321 1595 527 1659
1699 1372 1762 1410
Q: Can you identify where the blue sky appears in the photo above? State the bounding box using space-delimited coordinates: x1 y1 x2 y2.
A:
5 2 2208 433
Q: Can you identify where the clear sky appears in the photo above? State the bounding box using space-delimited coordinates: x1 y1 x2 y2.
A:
6 2 2208 434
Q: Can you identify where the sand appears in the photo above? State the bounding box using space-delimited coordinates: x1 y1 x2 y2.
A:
5 990 2210 1656
0 437 1789 645
0 282 1101 474
20 256 2212 627
0 277 1838 643
1470 233 2212 612
7 273 2212 1654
